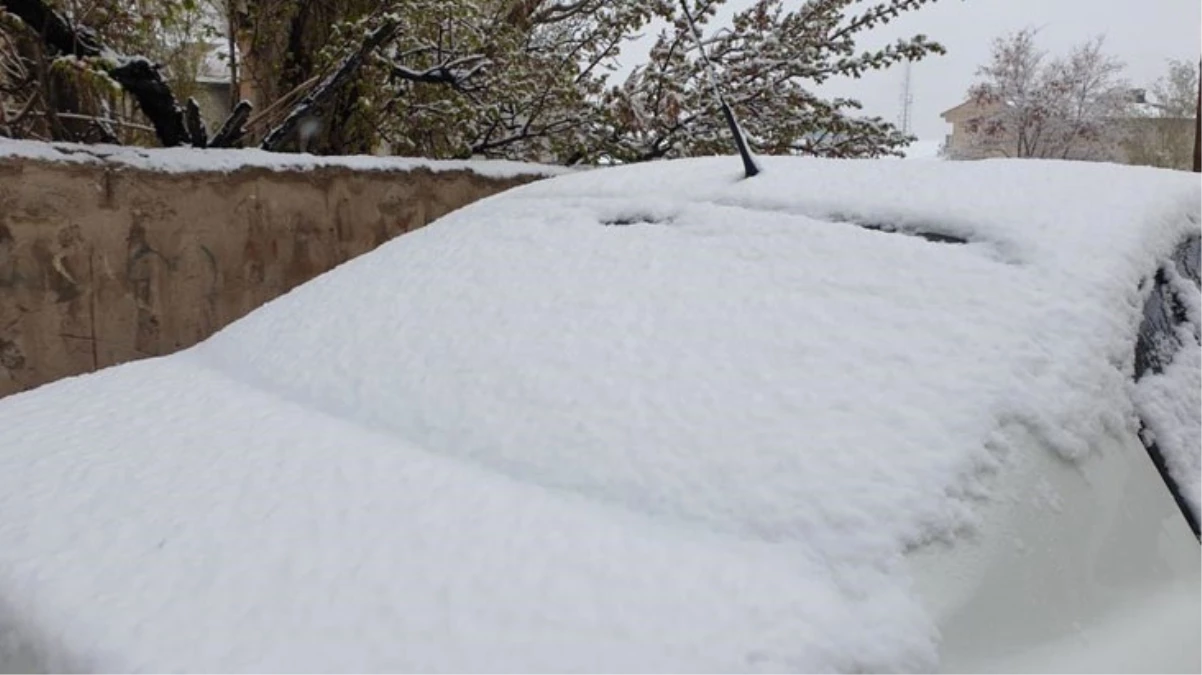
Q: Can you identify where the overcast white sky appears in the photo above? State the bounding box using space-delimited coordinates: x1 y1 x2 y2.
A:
619 0 1201 142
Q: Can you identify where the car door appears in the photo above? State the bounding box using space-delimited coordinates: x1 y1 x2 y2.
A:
910 232 1202 673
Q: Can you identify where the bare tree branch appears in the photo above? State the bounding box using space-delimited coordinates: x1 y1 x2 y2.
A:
106 58 188 146
0 0 104 58
260 17 399 151
390 54 488 91
210 99 252 148
184 97 207 148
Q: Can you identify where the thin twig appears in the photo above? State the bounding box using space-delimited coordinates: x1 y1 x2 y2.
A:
244 74 320 129
1 109 156 132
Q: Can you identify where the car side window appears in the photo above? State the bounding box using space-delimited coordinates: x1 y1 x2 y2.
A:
1134 232 1201 538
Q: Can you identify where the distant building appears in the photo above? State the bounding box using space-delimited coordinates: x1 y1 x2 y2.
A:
938 99 1000 159
939 90 1195 168
190 44 239 129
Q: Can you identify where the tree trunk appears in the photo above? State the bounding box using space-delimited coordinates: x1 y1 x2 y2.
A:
227 2 240 111
1193 57 1200 173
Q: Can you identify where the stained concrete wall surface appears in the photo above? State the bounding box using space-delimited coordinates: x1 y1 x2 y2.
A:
0 151 546 398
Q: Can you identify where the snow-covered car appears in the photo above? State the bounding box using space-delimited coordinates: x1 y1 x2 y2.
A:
0 155 1198 673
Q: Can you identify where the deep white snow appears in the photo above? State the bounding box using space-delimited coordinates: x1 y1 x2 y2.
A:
0 138 569 178
0 154 1198 673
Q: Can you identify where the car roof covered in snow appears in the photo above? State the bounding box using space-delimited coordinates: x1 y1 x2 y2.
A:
0 154 1198 672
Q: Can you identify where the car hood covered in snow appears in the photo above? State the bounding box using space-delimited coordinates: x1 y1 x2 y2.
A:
0 155 1199 672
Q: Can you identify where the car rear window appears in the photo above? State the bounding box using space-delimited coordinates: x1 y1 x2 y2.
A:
1134 233 1201 537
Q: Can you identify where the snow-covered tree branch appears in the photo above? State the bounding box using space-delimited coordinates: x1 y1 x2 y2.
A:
0 0 192 145
601 0 945 163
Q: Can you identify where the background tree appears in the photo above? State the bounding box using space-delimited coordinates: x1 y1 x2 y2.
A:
603 0 944 163
1149 58 1200 117
229 0 665 159
332 0 947 163
0 0 221 144
0 0 481 149
952 28 1133 162
4 0 949 163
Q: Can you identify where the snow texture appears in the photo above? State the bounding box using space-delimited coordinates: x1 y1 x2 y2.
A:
0 138 570 178
0 155 1198 673
1135 264 1202 521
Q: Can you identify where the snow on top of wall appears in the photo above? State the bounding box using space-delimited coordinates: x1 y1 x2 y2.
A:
0 138 572 179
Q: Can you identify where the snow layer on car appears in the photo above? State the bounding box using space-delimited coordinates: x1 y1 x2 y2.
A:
0 155 1198 672
198 155 1200 523
0 359 932 673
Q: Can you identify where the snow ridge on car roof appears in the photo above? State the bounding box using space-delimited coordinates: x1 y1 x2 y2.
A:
203 156 1199 522
193 156 1197 655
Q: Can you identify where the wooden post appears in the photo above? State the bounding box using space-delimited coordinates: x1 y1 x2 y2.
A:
1193 57 1201 173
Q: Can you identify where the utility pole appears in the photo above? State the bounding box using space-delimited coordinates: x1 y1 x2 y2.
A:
1193 56 1200 173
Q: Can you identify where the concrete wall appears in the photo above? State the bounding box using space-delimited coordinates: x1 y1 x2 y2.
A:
0 155 544 398
1120 117 1198 171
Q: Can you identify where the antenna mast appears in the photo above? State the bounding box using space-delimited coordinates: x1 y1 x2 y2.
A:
679 0 759 178
897 60 914 134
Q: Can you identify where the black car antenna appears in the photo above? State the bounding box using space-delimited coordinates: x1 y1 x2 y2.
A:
679 0 760 178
